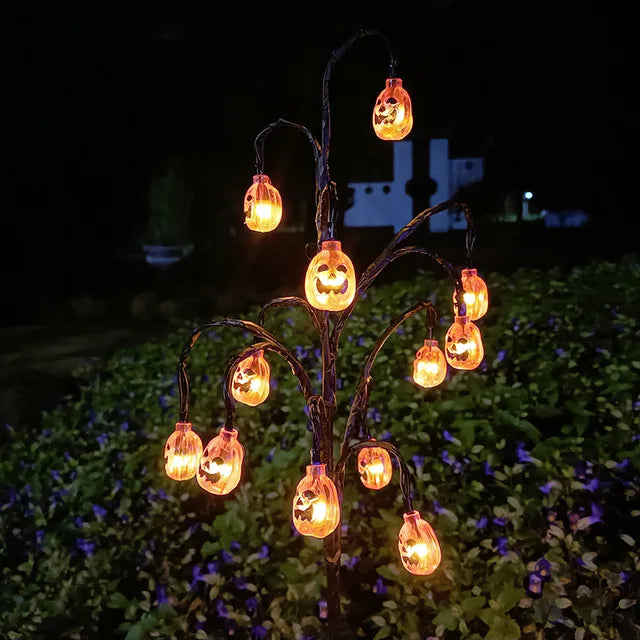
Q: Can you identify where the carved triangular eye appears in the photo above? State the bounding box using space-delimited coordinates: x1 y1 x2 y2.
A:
336 265 348 273
317 264 329 272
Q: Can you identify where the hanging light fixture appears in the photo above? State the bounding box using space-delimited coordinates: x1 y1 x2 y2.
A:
398 510 442 575
304 240 356 311
292 463 340 538
452 268 489 320
197 427 244 495
230 350 271 406
412 339 447 388
163 422 203 481
372 78 413 141
444 314 484 370
243 173 283 232
357 440 393 490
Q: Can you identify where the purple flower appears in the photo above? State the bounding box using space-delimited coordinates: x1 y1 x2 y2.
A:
615 458 630 471
555 348 567 357
589 503 603 525
74 516 84 528
156 584 168 605
96 433 108 447
412 455 425 470
120 421 129 432
36 529 44 547
346 555 359 569
443 430 454 442
431 500 446 515
373 577 387 595
206 561 219 574
396 327 405 335
257 544 269 559
230 541 241 551
158 395 171 410
76 538 95 556
582 478 600 492
381 430 392 441
215 599 228 618
475 516 488 529
92 504 107 519
318 599 328 619
233 576 247 589
495 537 508 556
539 480 559 494
368 407 382 423
221 550 234 564
497 350 507 362
619 571 630 584
483 461 495 477
516 442 533 463
246 596 258 614
266 447 276 462
535 557 551 578
527 572 543 596
492 517 506 527
270 377 278 390
190 565 202 589
50 470 61 481
441 450 453 465
357 336 366 347
512 318 520 331
252 626 268 639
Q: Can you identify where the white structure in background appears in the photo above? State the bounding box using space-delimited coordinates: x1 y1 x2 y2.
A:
344 139 484 233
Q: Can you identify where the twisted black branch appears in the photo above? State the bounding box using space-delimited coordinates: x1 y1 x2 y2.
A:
177 319 313 423
257 296 324 337
254 118 321 176
340 301 436 461
335 439 415 513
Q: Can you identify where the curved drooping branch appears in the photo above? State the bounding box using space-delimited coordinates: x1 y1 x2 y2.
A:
334 439 415 513
257 296 324 337
254 118 321 177
340 301 436 459
176 318 314 423
318 28 398 240
331 199 474 346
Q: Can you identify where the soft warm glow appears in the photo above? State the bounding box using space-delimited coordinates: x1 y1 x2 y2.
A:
292 464 340 538
452 268 489 320
444 315 484 370
372 78 413 141
243 174 283 232
304 240 356 311
197 427 244 495
412 339 447 388
398 510 442 575
164 422 203 481
358 442 393 490
231 350 270 406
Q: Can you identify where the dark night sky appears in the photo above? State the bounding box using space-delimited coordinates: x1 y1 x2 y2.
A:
3 2 636 321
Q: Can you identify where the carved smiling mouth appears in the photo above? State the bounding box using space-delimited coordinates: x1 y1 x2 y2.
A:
315 278 348 296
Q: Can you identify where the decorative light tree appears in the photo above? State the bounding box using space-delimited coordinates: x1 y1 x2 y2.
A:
164 29 489 636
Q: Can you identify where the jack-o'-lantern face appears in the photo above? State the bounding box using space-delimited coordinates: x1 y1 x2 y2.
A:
444 316 484 370
358 443 393 490
231 350 270 406
304 240 356 311
452 268 489 320
372 78 413 141
197 427 244 495
292 464 340 538
164 422 203 481
243 174 282 232
398 510 441 575
413 339 447 388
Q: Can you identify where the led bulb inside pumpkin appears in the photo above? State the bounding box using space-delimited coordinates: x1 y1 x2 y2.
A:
231 350 270 406
413 339 447 388
304 240 356 312
372 78 413 141
197 427 244 495
164 422 203 481
357 441 393 490
452 269 489 320
444 315 484 370
243 174 283 232
398 510 442 575
292 464 340 538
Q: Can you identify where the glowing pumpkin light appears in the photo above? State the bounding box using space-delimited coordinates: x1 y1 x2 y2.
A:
164 422 203 481
357 441 393 490
304 240 356 311
398 510 442 575
231 350 270 406
412 339 447 388
372 78 413 141
197 427 244 495
243 174 283 232
444 315 484 370
292 464 340 538
452 269 489 320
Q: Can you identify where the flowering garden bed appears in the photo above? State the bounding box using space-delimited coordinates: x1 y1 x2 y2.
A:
1 259 639 639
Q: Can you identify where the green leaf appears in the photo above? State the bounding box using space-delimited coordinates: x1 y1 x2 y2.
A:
618 599 636 610
433 608 458 631
555 598 573 609
373 626 391 640
485 615 521 640
497 586 525 613
620 534 635 546
371 615 386 627
462 595 486 619
107 592 129 609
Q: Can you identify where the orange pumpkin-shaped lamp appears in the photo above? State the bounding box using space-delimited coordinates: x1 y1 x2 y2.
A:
372 78 413 141
444 315 484 370
452 269 489 320
304 240 356 312
292 464 340 538
412 339 447 388
231 350 270 407
398 510 442 575
197 427 244 495
243 174 283 232
357 441 393 490
164 422 203 481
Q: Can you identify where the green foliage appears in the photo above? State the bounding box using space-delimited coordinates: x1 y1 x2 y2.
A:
1 260 639 639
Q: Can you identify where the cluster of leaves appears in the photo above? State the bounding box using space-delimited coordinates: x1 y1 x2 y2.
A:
1 259 639 640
